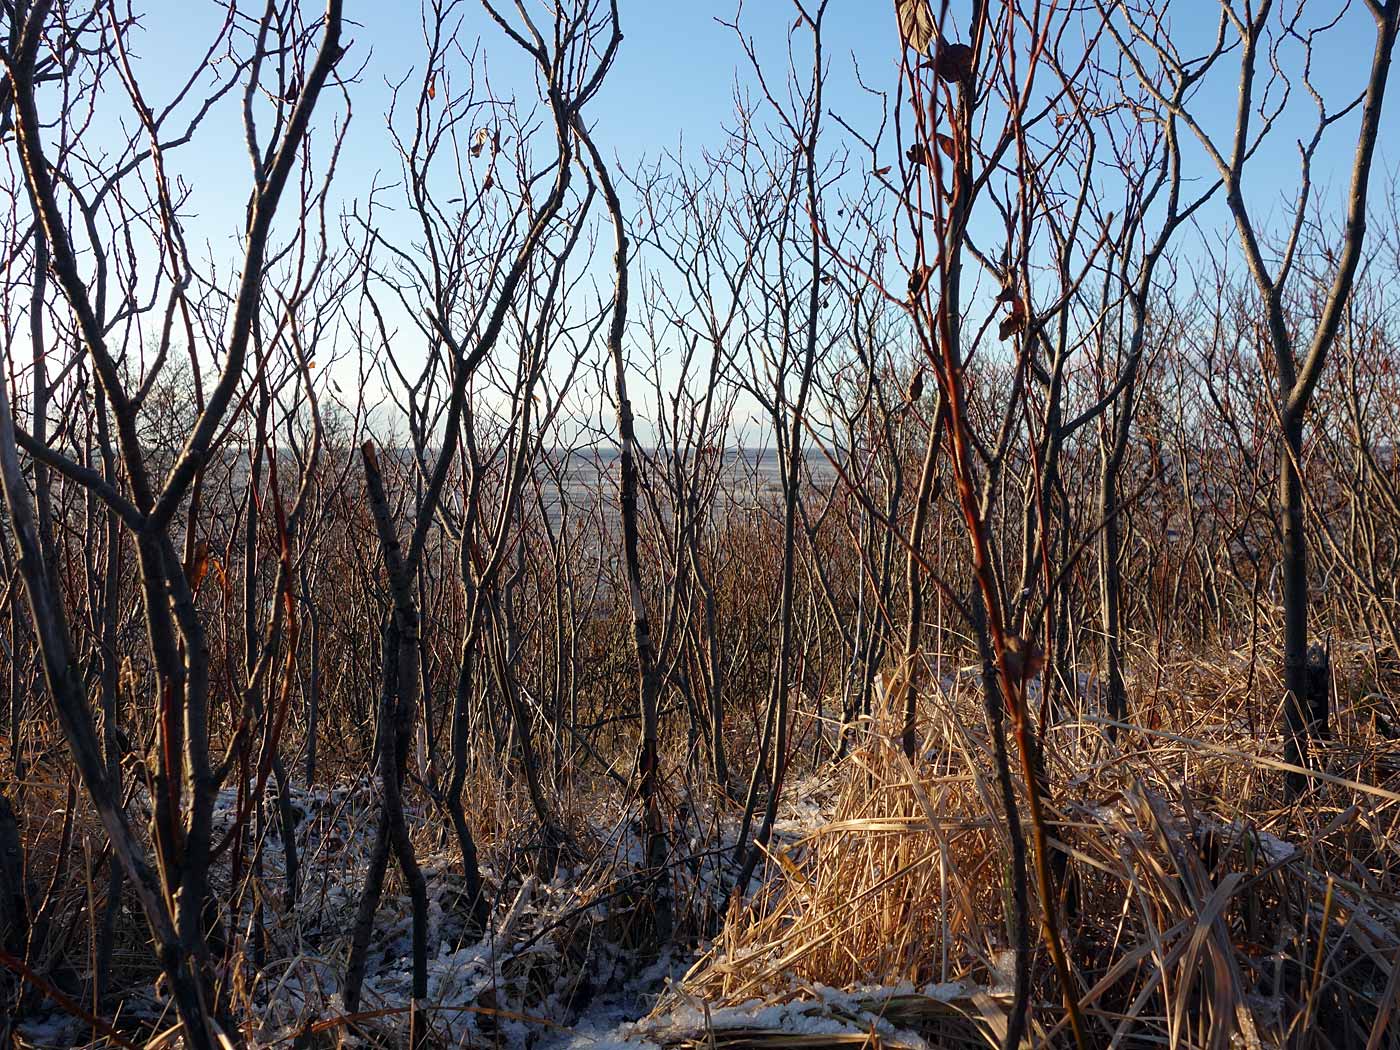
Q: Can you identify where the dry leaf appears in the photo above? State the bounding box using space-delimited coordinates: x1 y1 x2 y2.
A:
935 40 974 84
427 73 436 100
471 127 489 158
897 0 935 54
874 164 892 177
935 133 957 160
1003 634 1044 682
187 540 210 590
905 142 927 166
483 171 494 192
907 367 925 404
907 264 933 301
998 295 1027 340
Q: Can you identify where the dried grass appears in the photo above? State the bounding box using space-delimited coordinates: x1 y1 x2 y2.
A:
10 646 1400 1049
660 652 1400 1049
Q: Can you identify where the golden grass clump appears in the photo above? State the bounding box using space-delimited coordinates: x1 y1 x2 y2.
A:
664 652 1400 1049
680 673 1016 1028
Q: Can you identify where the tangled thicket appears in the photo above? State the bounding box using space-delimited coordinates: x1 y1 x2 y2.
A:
3 0 1400 1048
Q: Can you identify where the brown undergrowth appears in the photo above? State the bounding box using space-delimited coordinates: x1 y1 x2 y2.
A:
6 641 1400 1048
658 647 1400 1049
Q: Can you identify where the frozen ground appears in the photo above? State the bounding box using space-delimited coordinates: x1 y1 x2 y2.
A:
16 668 1127 1048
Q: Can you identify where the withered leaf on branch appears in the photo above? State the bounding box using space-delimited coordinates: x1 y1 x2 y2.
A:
427 73 436 100
897 0 935 54
936 133 957 160
874 164 892 177
906 142 927 166
470 127 489 158
907 367 925 404
186 540 210 590
1003 634 1045 682
483 171 495 192
908 264 933 301
935 39 974 84
998 295 1028 340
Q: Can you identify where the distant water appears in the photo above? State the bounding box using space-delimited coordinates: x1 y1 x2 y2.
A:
531 446 836 530
186 443 836 543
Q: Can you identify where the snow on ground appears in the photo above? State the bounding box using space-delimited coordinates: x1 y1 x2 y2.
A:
550 978 1005 1050
15 706 1010 1048
18 774 745 1048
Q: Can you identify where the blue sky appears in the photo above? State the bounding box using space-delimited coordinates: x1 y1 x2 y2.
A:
82 1 1400 440
122 2 900 235
124 0 1400 234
